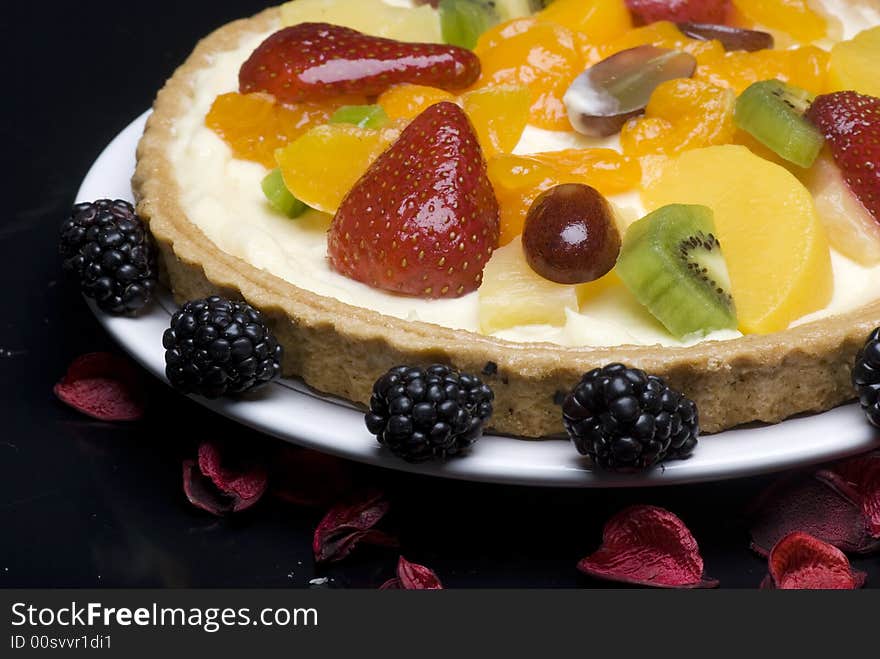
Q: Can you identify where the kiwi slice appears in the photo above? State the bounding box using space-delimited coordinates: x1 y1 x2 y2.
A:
495 0 552 19
439 0 499 49
734 80 825 168
329 104 390 129
261 169 307 219
616 204 737 339
438 0 547 49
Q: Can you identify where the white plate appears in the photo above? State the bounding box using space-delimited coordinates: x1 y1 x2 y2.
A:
76 112 880 488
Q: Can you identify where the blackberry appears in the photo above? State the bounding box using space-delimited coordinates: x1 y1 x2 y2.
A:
562 364 699 472
60 199 156 314
163 296 283 398
366 365 494 462
853 328 880 427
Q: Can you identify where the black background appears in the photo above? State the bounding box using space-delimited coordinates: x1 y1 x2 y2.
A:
1 1 877 589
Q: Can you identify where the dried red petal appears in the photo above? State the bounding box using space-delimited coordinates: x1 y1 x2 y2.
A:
183 440 268 516
577 505 718 588
183 460 237 516
750 473 870 556
53 352 145 421
750 454 880 556
379 578 401 590
313 490 399 564
830 452 880 540
271 446 356 508
198 440 268 503
762 532 867 590
397 557 443 590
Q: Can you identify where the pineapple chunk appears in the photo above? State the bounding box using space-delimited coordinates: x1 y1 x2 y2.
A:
280 0 442 43
478 238 580 334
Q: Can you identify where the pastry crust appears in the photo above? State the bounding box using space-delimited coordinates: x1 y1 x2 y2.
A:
133 5 879 437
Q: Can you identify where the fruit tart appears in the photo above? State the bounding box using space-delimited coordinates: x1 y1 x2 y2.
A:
134 0 880 437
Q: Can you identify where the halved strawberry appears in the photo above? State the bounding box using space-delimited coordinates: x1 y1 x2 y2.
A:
239 23 480 104
328 102 499 299
625 0 730 25
807 91 880 223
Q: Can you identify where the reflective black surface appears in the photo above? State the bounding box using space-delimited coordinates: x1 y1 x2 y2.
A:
2 0 877 589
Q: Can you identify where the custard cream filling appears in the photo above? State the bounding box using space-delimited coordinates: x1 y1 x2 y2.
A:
166 0 880 348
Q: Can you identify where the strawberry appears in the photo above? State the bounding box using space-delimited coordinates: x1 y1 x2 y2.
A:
625 0 730 25
239 23 480 104
328 102 499 299
807 91 880 222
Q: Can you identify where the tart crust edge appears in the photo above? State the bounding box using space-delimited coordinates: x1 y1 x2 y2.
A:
132 6 879 437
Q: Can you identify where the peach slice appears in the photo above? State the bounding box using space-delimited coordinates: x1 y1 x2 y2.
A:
642 145 833 334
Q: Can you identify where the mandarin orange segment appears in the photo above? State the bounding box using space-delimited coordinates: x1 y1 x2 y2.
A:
461 86 531 158
536 0 633 44
731 0 827 43
488 150 641 245
696 46 829 95
620 79 736 157
206 92 364 169
473 19 585 131
378 84 457 121
275 124 398 213
585 21 725 68
531 149 641 196
488 155 560 245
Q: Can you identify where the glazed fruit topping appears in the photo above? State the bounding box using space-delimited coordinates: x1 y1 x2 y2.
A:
830 26 880 99
806 91 880 223
472 18 587 131
328 102 499 299
621 78 736 157
479 237 588 333
438 0 499 49
239 23 481 104
487 151 640 246
205 92 355 169
616 204 737 339
564 45 697 137
281 0 442 42
803 154 880 266
735 80 824 168
522 184 621 285
276 123 398 214
261 168 307 219
643 145 832 335
731 0 827 44
329 104 390 129
626 0 729 26
676 22 773 52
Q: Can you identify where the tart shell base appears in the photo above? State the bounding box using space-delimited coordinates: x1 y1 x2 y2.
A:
133 7 878 437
